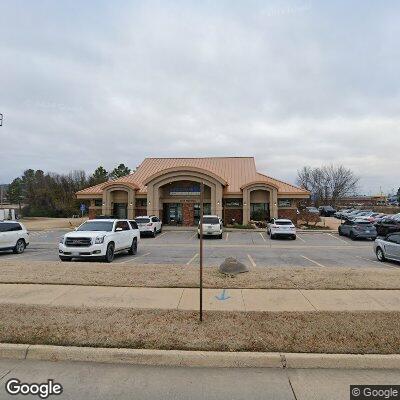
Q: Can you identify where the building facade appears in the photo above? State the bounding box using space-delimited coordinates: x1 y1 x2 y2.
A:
76 157 310 225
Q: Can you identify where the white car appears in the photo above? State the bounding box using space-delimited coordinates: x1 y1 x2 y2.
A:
0 221 29 254
267 218 296 240
374 233 400 263
59 219 140 263
135 216 162 237
197 215 223 239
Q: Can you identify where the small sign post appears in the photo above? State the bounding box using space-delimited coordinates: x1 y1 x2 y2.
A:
80 203 86 217
199 181 204 322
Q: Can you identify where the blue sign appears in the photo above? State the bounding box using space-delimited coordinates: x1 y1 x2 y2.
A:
80 204 86 212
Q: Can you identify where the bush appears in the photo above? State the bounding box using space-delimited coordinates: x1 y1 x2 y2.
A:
298 210 321 227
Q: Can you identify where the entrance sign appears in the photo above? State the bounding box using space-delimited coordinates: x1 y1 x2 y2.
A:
170 186 200 196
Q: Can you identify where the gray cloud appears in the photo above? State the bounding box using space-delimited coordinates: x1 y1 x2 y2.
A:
0 0 399 194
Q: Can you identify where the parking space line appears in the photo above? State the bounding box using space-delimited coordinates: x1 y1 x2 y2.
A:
247 254 257 267
154 232 167 240
225 232 229 241
326 233 349 245
296 234 306 243
190 232 197 239
355 255 382 265
301 255 327 268
186 253 199 265
259 232 266 242
117 252 151 264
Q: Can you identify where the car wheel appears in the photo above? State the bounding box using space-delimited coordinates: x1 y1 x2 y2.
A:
152 229 156 238
13 239 26 254
219 232 223 239
292 235 296 240
350 231 356 240
128 238 137 255
197 233 200 239
104 243 115 263
59 256 72 262
267 229 270 235
376 247 385 262
159 226 162 233
338 228 343 236
270 234 275 240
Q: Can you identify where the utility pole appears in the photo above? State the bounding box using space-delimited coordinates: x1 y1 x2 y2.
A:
199 181 204 322
0 113 3 127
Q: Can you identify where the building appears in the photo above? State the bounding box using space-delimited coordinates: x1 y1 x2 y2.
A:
76 157 310 225
337 195 388 207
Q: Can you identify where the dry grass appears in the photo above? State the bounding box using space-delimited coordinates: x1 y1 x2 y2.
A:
0 304 399 354
1 260 400 289
20 217 86 231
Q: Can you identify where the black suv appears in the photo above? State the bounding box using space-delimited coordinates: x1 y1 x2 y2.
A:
375 215 400 237
318 206 337 217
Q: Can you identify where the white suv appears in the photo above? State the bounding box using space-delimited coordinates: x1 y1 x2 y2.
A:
0 221 29 254
135 216 162 237
59 219 140 262
198 215 223 239
267 218 296 240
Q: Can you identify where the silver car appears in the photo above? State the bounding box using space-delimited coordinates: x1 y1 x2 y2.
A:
374 233 400 263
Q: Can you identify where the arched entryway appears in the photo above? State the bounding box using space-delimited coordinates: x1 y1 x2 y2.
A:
101 182 137 219
144 167 226 226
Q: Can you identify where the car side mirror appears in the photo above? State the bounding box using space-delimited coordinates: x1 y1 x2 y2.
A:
115 227 123 232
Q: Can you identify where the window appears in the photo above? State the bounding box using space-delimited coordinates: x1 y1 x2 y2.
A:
202 217 220 224
0 223 22 232
278 199 292 207
77 221 113 232
136 199 147 207
151 217 159 222
136 217 151 224
388 234 400 244
129 221 138 230
94 199 102 207
275 220 293 226
115 221 130 231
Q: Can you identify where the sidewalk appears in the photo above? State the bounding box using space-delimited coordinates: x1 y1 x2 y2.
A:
1 283 399 311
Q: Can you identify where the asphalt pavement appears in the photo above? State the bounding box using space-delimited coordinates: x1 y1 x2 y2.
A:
0 229 397 269
1 358 400 400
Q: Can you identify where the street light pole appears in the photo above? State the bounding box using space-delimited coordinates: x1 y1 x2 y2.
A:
199 181 204 322
0 113 3 127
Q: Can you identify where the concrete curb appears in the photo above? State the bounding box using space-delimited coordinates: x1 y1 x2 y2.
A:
1 344 400 369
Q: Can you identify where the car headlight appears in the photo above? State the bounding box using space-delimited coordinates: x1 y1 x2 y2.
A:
59 236 65 244
95 236 105 244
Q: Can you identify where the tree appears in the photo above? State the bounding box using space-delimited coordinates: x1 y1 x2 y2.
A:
7 178 23 204
89 166 108 186
109 163 131 180
297 164 359 206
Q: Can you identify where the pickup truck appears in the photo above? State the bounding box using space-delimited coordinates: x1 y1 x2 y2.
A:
59 219 140 262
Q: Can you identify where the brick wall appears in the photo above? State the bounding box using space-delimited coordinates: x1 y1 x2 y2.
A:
278 209 298 224
224 208 243 225
182 203 194 226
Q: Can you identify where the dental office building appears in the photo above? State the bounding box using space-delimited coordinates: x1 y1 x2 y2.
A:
76 157 310 225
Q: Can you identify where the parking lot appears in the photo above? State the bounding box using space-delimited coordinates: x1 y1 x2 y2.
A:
1 228 397 269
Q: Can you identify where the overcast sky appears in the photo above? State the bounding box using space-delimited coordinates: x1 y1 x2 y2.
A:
1 0 399 194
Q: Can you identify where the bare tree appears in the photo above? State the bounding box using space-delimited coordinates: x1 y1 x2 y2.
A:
297 165 359 206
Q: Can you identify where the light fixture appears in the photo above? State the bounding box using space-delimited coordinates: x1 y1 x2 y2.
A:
244 202 247 206
129 202 133 206
148 201 151 205
217 201 220 205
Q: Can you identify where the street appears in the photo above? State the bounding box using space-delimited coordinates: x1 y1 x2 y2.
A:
1 229 397 269
1 358 400 400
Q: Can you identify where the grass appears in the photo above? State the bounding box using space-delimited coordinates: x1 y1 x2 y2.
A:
1 260 400 289
1 304 399 354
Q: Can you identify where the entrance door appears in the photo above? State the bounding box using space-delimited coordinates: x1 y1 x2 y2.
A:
194 203 212 224
113 203 127 219
163 203 182 224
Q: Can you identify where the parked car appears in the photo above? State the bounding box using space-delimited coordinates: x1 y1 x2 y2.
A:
374 233 400 263
59 219 140 262
305 206 319 214
267 218 296 240
318 206 337 217
135 215 162 237
343 210 364 220
0 221 29 254
375 215 400 237
338 218 377 240
334 209 351 219
198 215 223 239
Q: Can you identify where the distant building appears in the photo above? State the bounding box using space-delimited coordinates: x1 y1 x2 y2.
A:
338 195 387 207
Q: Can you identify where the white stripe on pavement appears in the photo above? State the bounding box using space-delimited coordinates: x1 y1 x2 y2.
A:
247 254 257 267
301 255 327 268
186 253 199 265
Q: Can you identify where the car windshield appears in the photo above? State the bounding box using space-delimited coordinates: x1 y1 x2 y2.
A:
275 221 293 225
202 217 219 224
77 221 114 231
136 218 150 223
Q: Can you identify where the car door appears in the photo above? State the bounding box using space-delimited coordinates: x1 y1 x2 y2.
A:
386 234 400 260
114 221 126 250
341 220 352 236
3 223 20 247
0 223 10 247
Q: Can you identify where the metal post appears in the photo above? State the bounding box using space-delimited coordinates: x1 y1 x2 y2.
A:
199 181 204 322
